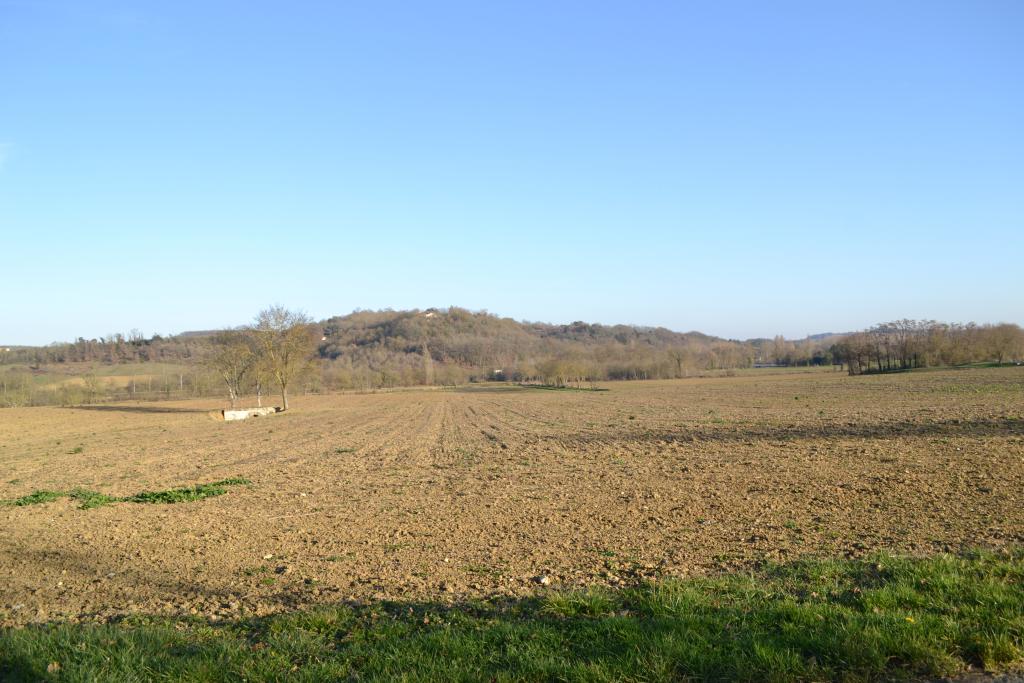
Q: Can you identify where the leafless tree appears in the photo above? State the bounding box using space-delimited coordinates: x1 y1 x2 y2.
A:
987 323 1024 365
251 306 319 411
206 330 256 409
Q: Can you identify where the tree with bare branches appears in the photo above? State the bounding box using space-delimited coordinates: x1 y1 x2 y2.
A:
987 323 1024 365
251 306 319 411
206 330 256 408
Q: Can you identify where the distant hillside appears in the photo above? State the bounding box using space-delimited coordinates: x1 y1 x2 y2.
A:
316 307 800 386
322 308 725 359
5 309 1019 408
176 329 222 339
806 331 846 342
2 308 842 405
2 308 838 377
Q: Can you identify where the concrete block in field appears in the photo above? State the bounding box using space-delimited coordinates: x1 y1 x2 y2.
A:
222 407 282 421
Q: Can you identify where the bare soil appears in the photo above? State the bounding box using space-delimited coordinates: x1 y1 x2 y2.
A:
1 367 1022 626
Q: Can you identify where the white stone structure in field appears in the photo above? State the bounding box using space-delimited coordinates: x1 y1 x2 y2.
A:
222 407 282 421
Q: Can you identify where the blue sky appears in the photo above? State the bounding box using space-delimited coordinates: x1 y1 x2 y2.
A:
1 1 1022 345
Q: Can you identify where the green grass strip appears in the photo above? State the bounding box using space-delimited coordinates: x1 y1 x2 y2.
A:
6 490 63 506
67 488 121 509
124 479 245 504
1 549 1021 681
1 478 250 509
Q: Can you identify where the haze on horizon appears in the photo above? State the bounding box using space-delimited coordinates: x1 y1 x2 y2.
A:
1 1 1022 346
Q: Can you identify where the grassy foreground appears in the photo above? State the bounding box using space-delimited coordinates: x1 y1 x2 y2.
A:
2 550 1021 682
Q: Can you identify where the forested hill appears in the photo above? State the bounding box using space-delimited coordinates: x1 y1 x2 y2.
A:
1 307 831 383
3 308 1020 404
317 307 762 385
321 308 722 361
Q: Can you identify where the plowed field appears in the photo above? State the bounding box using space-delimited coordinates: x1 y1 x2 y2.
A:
2 367 1022 626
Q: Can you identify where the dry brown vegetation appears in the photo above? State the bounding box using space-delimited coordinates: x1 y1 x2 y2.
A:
1 366 1021 627
6 310 1022 410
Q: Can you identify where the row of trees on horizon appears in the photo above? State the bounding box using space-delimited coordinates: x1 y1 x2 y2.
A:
831 320 1024 375
2 308 1022 407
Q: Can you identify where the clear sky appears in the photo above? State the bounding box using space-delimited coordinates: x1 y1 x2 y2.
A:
1 1 1022 345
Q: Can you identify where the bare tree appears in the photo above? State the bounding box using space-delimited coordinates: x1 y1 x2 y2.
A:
248 330 276 408
251 306 319 411
82 374 103 404
206 330 255 409
986 323 1024 365
666 347 691 377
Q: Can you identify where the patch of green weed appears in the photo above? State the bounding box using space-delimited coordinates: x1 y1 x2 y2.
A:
6 490 64 506
68 488 121 509
2 478 250 509
124 479 249 505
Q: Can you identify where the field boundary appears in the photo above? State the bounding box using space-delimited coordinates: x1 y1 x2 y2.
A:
1 550 1021 681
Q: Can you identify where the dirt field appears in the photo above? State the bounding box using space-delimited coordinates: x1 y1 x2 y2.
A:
1 367 1022 626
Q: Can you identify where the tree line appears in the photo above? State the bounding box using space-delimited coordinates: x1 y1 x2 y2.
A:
830 320 1024 375
0 331 203 367
3 308 1021 407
